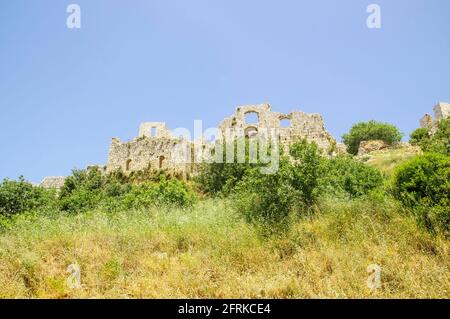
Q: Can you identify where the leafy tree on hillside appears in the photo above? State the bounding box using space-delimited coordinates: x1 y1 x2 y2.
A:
342 121 403 155
420 118 450 156
409 127 430 146
392 153 450 236
0 177 55 216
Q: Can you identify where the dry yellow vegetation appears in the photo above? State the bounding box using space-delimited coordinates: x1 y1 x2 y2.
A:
359 145 422 177
0 197 449 299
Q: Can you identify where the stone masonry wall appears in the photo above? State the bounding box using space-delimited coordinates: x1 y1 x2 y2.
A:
218 103 336 152
105 103 336 177
420 102 450 134
39 102 448 187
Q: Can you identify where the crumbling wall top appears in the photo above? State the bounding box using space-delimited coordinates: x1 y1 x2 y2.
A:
434 102 450 121
139 122 172 138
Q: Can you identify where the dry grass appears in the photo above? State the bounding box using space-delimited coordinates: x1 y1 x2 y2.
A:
360 146 421 177
0 197 449 299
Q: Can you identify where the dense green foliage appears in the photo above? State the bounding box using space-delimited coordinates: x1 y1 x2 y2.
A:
122 179 197 209
409 127 430 146
342 120 403 155
231 140 385 228
415 118 450 156
232 140 324 227
59 168 197 213
196 138 270 196
0 168 197 217
322 156 384 198
2 133 449 237
0 177 56 216
392 153 450 235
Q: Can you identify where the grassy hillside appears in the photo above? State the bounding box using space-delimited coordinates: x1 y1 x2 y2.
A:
1 197 449 299
359 145 422 177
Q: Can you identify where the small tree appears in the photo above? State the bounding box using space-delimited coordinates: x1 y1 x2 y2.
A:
392 153 450 236
322 156 384 198
409 127 430 146
420 118 450 156
232 139 324 228
0 177 55 216
342 120 403 155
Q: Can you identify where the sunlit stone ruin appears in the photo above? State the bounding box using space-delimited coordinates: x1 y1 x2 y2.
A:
39 102 449 188
420 102 450 134
104 103 338 177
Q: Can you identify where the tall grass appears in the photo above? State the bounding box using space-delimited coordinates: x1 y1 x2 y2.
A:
0 197 449 298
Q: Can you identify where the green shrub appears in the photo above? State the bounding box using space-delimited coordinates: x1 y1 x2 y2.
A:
288 139 325 205
196 162 252 196
414 205 450 238
342 121 403 155
0 177 56 216
59 168 105 213
392 153 450 235
196 138 269 196
420 118 450 156
59 187 102 214
392 153 450 208
122 178 197 209
323 156 384 198
233 139 324 228
409 127 430 146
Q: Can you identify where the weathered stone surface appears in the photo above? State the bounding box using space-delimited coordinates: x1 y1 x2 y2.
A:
40 176 66 189
335 143 348 155
357 140 389 156
218 103 336 152
420 102 450 134
105 103 338 176
106 135 192 176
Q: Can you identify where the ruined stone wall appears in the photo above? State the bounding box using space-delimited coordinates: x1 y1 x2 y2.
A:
138 122 172 139
39 102 449 185
420 102 450 129
104 103 338 177
40 176 66 189
218 103 336 152
106 133 192 176
433 102 450 121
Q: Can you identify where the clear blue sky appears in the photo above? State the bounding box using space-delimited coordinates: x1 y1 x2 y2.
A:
1 0 449 182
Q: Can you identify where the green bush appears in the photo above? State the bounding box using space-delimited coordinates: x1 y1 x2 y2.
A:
59 168 105 213
420 118 450 156
59 167 197 213
288 139 325 205
122 178 197 209
392 153 449 208
342 121 403 155
0 177 56 216
409 127 430 146
323 156 384 198
196 138 270 196
392 153 450 235
233 139 324 227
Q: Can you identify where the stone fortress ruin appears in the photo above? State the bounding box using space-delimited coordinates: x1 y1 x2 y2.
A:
104 103 337 178
106 104 336 177
39 102 449 188
420 102 450 134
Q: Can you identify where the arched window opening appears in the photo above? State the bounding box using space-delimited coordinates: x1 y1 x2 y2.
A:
126 159 132 171
280 119 291 128
244 112 259 124
245 126 258 138
151 127 157 137
159 156 165 169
